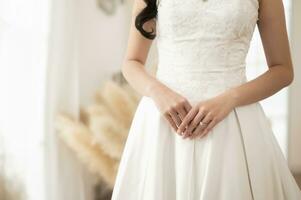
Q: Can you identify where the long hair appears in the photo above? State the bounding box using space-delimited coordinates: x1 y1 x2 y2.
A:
135 0 158 40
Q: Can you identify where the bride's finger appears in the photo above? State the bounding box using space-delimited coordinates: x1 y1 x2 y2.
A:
164 113 178 133
183 101 192 113
190 123 207 139
199 119 217 138
201 112 214 125
177 107 187 121
177 107 198 134
169 109 182 127
185 111 206 138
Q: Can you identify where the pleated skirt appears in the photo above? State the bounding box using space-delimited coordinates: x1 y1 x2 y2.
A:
111 96 301 200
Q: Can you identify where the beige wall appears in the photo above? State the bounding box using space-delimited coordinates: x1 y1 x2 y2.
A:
76 0 132 105
76 0 157 105
288 0 301 174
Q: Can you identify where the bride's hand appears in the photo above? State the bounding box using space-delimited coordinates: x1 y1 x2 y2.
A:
149 82 192 134
177 90 237 139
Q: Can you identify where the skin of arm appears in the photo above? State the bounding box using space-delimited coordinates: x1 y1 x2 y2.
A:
122 0 193 133
178 0 294 139
121 0 158 97
229 0 293 107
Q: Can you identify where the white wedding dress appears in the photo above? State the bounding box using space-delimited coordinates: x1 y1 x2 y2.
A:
111 0 301 199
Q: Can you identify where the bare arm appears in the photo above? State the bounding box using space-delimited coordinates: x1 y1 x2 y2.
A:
178 0 294 138
229 0 293 106
122 0 193 133
121 0 160 97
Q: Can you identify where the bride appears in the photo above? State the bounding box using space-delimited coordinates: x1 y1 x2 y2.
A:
111 0 301 199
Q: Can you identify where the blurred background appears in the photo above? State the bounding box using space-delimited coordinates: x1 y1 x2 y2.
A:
0 0 300 200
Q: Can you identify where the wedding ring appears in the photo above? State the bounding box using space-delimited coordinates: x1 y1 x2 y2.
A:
199 121 208 127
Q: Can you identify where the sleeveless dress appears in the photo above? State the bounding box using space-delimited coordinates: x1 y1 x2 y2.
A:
111 0 301 199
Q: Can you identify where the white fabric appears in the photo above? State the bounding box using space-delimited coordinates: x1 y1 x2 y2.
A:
0 1 49 199
44 0 92 199
111 0 301 199
0 0 92 199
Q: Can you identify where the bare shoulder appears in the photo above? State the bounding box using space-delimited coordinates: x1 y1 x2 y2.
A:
124 0 156 64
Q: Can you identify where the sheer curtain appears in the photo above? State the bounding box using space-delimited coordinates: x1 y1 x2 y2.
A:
0 0 90 199
0 0 49 199
44 0 93 199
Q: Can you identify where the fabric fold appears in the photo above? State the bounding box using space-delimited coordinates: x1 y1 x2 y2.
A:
112 98 301 200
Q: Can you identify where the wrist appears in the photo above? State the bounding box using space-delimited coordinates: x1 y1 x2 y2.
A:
146 81 163 98
226 88 240 107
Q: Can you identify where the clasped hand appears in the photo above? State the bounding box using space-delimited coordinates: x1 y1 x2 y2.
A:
150 83 237 139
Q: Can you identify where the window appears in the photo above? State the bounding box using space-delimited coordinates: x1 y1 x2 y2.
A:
0 1 50 199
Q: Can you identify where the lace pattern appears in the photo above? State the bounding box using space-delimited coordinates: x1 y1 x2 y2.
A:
156 66 247 102
155 0 259 102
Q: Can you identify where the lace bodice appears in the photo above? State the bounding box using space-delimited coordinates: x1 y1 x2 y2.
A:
155 0 259 102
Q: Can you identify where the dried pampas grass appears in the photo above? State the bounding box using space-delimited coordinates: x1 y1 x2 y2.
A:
56 77 141 188
89 114 127 160
0 173 25 200
56 114 118 187
98 81 138 128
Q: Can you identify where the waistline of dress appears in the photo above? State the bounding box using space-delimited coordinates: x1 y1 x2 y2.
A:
154 64 247 101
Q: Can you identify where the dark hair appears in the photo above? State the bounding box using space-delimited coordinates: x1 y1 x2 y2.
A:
135 0 158 40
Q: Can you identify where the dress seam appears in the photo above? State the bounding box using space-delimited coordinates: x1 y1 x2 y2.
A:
234 108 255 200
